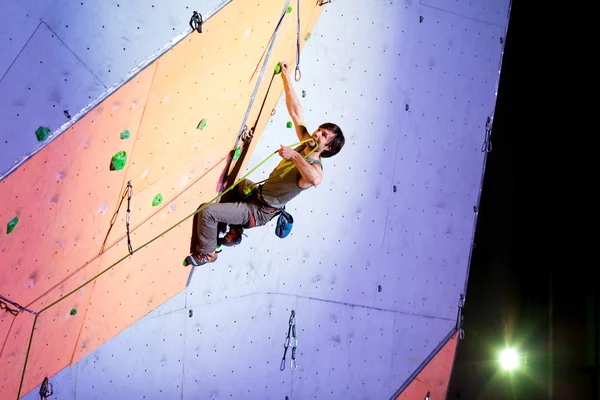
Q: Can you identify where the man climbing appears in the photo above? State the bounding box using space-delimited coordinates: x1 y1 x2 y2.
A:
185 60 345 267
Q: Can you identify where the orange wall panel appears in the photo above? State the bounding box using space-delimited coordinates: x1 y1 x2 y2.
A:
0 312 36 399
396 331 459 400
0 66 155 307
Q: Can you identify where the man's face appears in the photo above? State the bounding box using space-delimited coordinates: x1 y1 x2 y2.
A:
309 127 333 151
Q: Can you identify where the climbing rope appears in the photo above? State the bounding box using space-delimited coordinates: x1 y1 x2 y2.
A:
16 136 317 399
220 0 292 196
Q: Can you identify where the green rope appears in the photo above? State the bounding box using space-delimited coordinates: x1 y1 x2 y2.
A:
17 138 318 398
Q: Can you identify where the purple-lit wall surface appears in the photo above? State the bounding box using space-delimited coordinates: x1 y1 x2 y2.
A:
2 0 511 398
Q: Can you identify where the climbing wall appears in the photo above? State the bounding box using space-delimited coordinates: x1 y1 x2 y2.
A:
1 0 511 399
1 0 323 398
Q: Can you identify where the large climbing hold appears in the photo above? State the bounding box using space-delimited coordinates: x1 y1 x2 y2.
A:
152 194 163 207
110 151 127 171
35 126 51 142
6 216 18 234
197 118 208 130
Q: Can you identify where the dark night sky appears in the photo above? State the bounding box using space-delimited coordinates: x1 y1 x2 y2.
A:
447 1 593 399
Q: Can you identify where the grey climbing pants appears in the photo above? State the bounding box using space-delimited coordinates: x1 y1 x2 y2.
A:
196 179 280 254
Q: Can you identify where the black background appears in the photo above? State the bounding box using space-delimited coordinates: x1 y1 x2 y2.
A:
446 1 594 399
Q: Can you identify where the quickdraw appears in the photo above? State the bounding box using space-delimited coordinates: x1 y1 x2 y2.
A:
294 0 302 82
39 377 53 399
281 310 298 371
189 11 203 33
457 294 465 339
0 294 38 316
481 116 493 152
125 180 133 255
100 181 133 255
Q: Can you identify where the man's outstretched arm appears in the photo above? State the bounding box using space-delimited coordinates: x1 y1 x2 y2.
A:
280 61 311 142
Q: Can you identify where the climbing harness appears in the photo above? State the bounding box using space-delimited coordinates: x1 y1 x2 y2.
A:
39 377 53 399
280 310 298 371
481 116 493 152
189 11 203 33
294 0 302 82
100 181 134 256
0 294 38 316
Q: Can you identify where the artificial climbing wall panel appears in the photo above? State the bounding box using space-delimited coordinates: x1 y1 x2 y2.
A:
395 331 460 400
1 1 323 398
0 0 231 178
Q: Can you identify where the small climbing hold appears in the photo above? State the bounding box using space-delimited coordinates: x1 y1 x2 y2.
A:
419 16 424 23
197 119 208 130
110 151 127 171
7 216 18 234
286 6 293 13
189 309 193 318
233 147 242 161
304 32 311 41
393 185 397 192
378 285 382 292
64 110 71 119
70 309 77 316
473 205 478 212
301 90 306 98
152 194 163 207
286 121 293 129
120 130 131 139
35 126 51 142
405 104 410 111
243 185 252 195
274 63 282 75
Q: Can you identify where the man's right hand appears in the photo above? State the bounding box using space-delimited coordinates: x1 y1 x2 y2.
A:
280 61 291 78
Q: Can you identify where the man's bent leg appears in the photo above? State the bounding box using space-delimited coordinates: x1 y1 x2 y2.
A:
196 201 254 254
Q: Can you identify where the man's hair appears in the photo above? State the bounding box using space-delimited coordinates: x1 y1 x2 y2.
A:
319 122 345 158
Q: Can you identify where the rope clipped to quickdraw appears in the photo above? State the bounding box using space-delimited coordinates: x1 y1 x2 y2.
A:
280 310 298 371
219 0 292 196
294 0 302 82
0 294 38 316
100 181 134 255
189 11 203 33
39 377 53 399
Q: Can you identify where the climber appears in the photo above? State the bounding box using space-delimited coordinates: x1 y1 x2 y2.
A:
185 60 345 267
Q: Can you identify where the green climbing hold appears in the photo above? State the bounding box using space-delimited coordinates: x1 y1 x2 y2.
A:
274 63 282 74
110 151 127 171
286 121 293 128
120 130 130 139
152 194 163 207
7 216 18 234
233 147 242 161
243 185 252 195
305 32 312 41
70 309 77 316
35 126 51 142
286 6 293 13
197 119 208 130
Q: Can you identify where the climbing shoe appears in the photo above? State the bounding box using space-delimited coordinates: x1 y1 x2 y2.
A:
218 226 244 247
183 251 218 267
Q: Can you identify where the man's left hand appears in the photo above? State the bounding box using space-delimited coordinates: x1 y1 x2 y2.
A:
278 145 296 160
